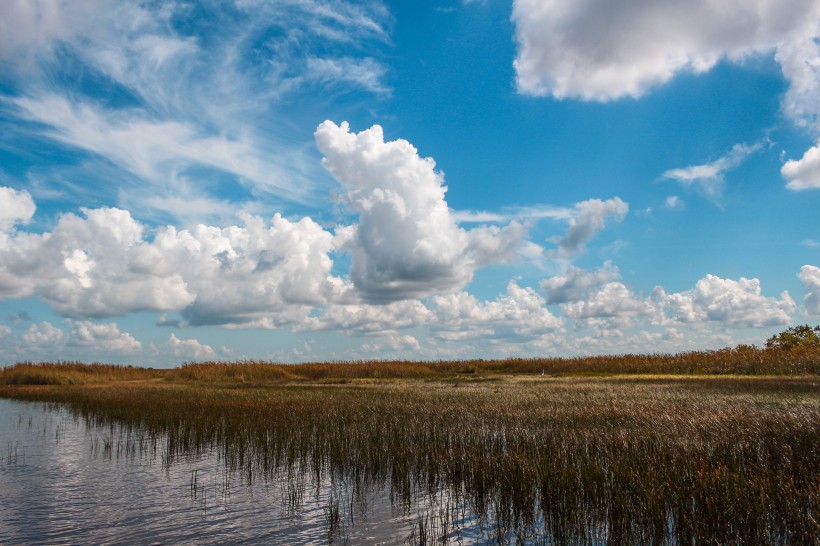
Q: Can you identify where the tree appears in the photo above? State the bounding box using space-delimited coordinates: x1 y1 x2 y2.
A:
765 324 820 350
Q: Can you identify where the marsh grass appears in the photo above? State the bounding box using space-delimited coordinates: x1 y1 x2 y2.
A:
1 370 817 544
165 346 820 381
0 361 159 385
3 346 820 387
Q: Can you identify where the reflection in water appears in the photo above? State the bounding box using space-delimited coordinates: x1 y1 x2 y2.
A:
0 399 489 545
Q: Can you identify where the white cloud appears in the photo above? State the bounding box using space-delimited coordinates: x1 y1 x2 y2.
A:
307 300 431 336
163 214 349 326
782 141 820 190
430 282 562 341
316 121 535 302
22 322 65 348
540 263 647 335
511 0 820 101
799 265 820 314
361 333 421 354
803 239 820 249
0 204 348 322
0 207 196 314
540 261 621 304
0 187 35 231
165 334 217 361
561 282 647 322
553 197 628 257
663 142 765 199
651 274 795 327
67 320 142 354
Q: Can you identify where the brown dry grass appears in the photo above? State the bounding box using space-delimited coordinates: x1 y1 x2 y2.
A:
3 346 819 387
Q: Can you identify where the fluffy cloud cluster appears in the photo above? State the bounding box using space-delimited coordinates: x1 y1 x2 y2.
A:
0 118 545 326
541 263 647 332
164 334 217 360
651 275 795 328
430 282 562 341
541 261 620 304
540 264 797 334
511 0 820 101
67 320 141 354
0 204 350 324
316 121 537 302
19 320 140 355
3 175 809 358
0 207 196 314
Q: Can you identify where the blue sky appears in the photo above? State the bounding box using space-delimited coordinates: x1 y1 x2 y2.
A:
1 0 819 366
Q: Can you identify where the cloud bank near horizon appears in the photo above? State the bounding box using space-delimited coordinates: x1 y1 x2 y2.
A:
0 116 814 364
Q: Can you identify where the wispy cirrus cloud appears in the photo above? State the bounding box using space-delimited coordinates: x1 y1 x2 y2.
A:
661 141 766 200
0 0 393 224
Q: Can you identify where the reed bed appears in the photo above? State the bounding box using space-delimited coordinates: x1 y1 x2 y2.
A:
2 374 817 544
0 361 159 385
3 346 820 387
165 346 820 381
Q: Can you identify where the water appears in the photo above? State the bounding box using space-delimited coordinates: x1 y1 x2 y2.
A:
0 398 465 545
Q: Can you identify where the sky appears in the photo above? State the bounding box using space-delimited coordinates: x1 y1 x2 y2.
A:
1 0 819 367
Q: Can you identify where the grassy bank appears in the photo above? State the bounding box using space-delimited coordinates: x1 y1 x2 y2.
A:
3 345 820 387
1 357 818 544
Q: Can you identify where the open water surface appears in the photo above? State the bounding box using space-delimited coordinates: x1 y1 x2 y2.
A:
0 398 477 545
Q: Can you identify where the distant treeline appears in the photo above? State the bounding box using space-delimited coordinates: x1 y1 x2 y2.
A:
2 345 820 386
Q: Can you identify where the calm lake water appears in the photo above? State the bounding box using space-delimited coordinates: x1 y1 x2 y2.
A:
0 398 480 545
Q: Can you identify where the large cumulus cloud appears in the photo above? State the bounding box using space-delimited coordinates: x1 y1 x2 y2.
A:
315 121 537 302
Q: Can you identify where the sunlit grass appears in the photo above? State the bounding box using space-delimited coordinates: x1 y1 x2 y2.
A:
3 346 819 387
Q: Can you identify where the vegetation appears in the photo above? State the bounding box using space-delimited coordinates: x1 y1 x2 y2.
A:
766 324 820 350
0 361 160 385
3 344 820 387
1 353 818 544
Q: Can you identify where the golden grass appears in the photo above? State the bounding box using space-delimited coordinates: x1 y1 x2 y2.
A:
0 361 160 385
3 346 819 387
